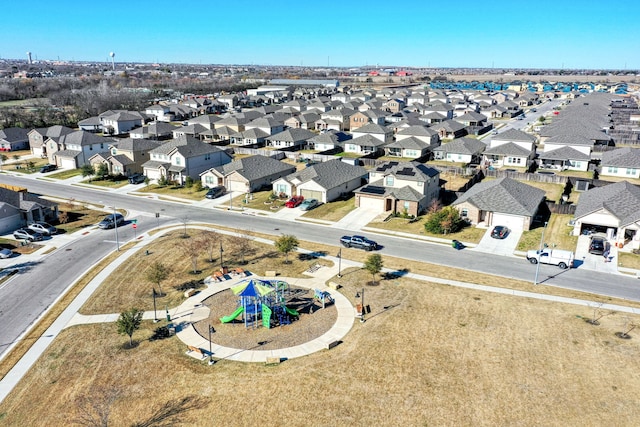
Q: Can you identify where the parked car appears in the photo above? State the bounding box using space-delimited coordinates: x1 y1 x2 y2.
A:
299 198 319 211
39 164 57 173
205 186 226 199
526 248 574 269
589 236 608 255
285 195 304 208
0 248 14 259
13 228 44 242
340 235 378 251
490 225 510 239
128 173 146 184
98 213 125 229
28 222 57 235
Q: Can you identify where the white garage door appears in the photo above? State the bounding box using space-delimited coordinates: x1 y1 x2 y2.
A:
300 189 323 201
227 179 248 193
358 196 384 211
491 213 525 231
60 158 77 170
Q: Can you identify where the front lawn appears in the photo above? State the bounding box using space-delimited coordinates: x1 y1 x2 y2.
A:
80 177 129 189
136 184 208 201
238 191 286 212
46 168 83 180
301 196 357 222
516 214 577 252
5 158 49 174
367 216 487 244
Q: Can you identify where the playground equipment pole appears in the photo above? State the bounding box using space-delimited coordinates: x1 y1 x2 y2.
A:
533 221 548 286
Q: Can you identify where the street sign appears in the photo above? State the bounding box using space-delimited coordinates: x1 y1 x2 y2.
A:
132 223 137 229
132 219 138 224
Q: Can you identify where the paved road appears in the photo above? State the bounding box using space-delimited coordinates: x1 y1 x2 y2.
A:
2 173 640 361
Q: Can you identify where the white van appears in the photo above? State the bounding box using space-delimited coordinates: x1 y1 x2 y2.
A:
526 248 574 269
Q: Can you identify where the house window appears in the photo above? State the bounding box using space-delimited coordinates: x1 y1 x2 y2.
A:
574 161 581 168
385 176 394 186
626 168 636 175
403 201 410 210
100 143 104 149
461 208 468 217
348 144 356 151
205 153 211 160
175 157 181 165
608 166 618 174
111 148 117 155
205 176 214 185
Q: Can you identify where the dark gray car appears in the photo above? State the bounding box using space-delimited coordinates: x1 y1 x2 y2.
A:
98 213 125 229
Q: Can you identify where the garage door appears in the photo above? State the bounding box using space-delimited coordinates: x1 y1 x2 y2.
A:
300 189 323 201
358 196 384 211
491 213 525 231
227 179 248 193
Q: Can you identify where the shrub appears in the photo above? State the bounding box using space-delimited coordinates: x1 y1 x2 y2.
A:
424 206 463 234
185 176 193 188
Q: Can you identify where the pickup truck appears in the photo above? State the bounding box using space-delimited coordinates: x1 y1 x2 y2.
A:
526 248 574 269
340 235 378 251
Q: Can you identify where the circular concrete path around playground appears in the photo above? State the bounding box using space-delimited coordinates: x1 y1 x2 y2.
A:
174 275 355 363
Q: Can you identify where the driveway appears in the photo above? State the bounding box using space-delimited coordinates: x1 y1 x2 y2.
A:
331 206 381 231
473 226 523 256
574 234 618 274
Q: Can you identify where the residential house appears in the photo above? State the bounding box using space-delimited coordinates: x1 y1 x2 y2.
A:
383 98 406 113
0 186 59 233
46 130 115 169
350 110 387 130
433 137 486 164
354 161 440 216
99 110 145 135
272 159 366 202
453 177 545 231
245 117 285 135
430 119 467 139
343 134 389 156
77 116 102 133
213 115 248 133
490 128 537 151
90 138 161 176
384 137 433 159
538 146 590 171
200 155 295 193
318 108 355 131
145 104 174 122
496 100 522 118
229 128 270 147
395 125 439 145
0 127 30 151
308 131 350 152
172 123 209 140
455 111 490 135
187 114 221 130
542 134 594 156
572 180 640 247
600 147 640 179
265 128 316 149
351 123 393 144
142 135 232 184
28 125 74 158
129 122 176 140
483 142 534 169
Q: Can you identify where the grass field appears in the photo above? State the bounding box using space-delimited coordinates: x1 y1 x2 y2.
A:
2 245 640 425
136 184 208 201
516 214 578 251
301 196 357 222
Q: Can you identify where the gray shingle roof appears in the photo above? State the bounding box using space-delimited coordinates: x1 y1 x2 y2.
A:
436 137 486 155
372 160 439 181
285 159 366 190
386 136 431 150
266 128 316 142
483 142 532 156
539 146 591 161
211 155 295 181
601 147 640 168
349 134 389 148
453 177 545 216
492 128 537 143
574 180 640 227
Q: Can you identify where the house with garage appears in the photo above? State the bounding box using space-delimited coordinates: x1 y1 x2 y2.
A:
572 180 640 248
349 110 387 130
354 161 440 217
384 137 433 159
145 104 174 122
430 120 467 140
200 154 295 193
308 131 350 152
538 146 590 171
395 125 439 145
46 130 115 169
266 128 316 149
0 127 30 151
129 122 176 140
484 128 537 167
351 123 393 144
318 108 355 131
453 177 545 231
272 159 366 203
142 135 232 185
172 123 209 140
343 134 389 156
230 128 270 147
542 134 594 157
90 138 161 176
77 116 102 133
599 147 640 179
28 125 74 158
433 137 486 164
0 186 59 234
245 117 285 135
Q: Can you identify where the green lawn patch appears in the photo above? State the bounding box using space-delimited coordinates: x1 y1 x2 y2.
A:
367 217 487 244
80 178 129 189
136 184 208 201
516 214 577 252
618 252 640 269
47 168 83 180
302 197 357 222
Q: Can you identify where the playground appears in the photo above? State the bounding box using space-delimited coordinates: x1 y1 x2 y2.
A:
193 277 339 352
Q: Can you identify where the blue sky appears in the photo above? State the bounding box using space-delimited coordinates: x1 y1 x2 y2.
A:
3 0 639 69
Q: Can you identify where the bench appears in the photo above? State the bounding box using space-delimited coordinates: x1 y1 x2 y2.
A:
265 357 281 366
328 282 341 290
186 345 206 360
325 340 341 350
184 288 197 298
265 270 277 277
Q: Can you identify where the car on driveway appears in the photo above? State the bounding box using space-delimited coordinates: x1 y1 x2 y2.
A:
299 198 319 211
285 195 304 208
98 213 125 229
128 173 146 184
589 236 608 255
28 222 57 236
13 228 44 242
205 185 226 199
39 164 57 173
0 248 14 259
490 225 510 239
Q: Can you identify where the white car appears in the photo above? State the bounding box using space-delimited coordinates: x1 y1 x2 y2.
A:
28 222 57 236
0 248 13 259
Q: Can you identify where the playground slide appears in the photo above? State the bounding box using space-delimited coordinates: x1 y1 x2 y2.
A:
284 306 299 317
220 307 244 323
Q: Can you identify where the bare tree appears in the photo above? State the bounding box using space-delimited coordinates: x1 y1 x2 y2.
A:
617 317 638 339
73 386 121 427
232 229 254 265
427 199 442 214
146 261 171 296
181 234 207 273
131 395 209 427
585 302 616 326
203 230 220 263
179 216 190 238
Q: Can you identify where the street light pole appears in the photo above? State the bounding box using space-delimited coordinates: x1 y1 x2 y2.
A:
208 325 215 365
113 205 120 251
361 287 365 323
534 221 548 285
337 248 342 278
219 242 224 271
152 288 158 322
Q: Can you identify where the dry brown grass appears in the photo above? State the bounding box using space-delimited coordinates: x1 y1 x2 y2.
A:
3 266 640 426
